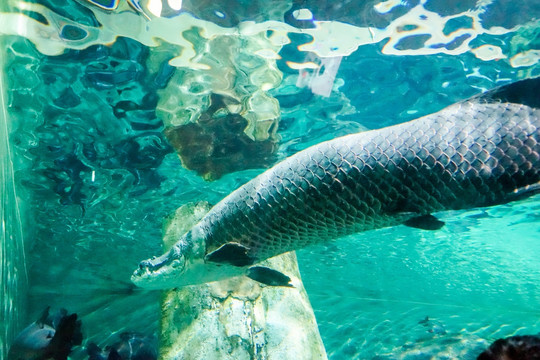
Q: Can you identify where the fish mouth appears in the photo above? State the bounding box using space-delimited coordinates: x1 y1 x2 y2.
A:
131 245 186 284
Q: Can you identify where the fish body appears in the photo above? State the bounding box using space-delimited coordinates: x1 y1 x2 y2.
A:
132 78 540 289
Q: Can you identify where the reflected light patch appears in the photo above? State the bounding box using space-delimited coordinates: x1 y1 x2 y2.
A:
255 49 281 60
510 50 540 67
293 9 313 21
83 0 120 10
374 0 404 14
286 61 319 70
148 0 162 17
471 45 506 61
0 0 537 70
168 0 182 11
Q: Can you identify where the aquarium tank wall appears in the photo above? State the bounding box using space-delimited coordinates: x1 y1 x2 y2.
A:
1 28 28 360
0 0 539 359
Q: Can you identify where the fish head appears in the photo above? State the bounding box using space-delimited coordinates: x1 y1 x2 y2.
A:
131 230 245 289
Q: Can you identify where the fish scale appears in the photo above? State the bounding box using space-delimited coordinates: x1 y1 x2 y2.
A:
199 101 540 261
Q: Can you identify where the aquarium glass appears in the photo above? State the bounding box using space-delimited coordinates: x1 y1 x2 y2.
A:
1 0 539 359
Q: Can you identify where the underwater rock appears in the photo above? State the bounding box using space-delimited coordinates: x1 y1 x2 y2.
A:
158 202 327 360
164 93 277 180
8 307 82 360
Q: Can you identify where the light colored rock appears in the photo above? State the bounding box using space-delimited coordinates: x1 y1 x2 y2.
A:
159 202 327 360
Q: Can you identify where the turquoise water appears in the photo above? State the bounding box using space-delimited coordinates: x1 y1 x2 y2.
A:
301 200 540 358
1 0 539 359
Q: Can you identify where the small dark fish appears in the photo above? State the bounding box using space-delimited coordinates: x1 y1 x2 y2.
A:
8 307 83 360
418 316 430 325
87 332 157 360
418 316 447 335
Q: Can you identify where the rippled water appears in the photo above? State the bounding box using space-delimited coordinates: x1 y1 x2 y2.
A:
301 199 540 358
1 0 539 359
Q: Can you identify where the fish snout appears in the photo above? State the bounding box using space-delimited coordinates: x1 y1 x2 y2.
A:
133 245 187 280
144 252 172 269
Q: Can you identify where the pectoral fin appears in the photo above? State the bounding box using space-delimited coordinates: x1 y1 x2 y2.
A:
205 243 257 267
37 306 51 326
404 214 445 230
247 266 294 287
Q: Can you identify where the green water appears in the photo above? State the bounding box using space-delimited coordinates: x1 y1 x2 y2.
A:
301 200 540 358
1 0 539 359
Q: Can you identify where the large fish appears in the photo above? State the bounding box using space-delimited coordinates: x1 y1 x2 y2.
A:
132 77 540 289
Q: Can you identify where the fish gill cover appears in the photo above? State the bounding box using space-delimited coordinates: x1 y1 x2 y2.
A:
0 0 539 359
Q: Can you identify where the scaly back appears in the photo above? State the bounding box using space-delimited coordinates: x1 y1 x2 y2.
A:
199 98 540 261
